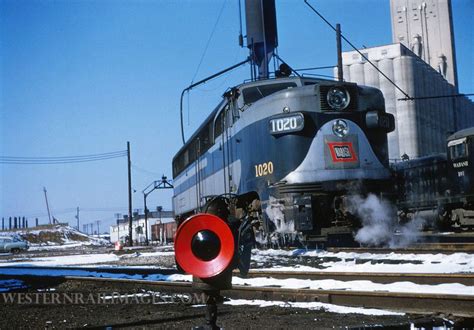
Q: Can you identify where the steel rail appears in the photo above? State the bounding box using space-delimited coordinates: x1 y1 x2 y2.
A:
1 266 473 286
23 276 474 317
328 243 474 254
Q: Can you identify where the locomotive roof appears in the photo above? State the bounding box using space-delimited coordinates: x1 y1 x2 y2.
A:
390 153 447 170
174 76 336 160
447 127 474 141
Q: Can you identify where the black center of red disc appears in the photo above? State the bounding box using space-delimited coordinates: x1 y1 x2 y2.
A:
191 230 221 261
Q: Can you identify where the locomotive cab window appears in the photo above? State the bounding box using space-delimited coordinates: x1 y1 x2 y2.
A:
214 104 229 140
241 82 296 105
448 138 468 159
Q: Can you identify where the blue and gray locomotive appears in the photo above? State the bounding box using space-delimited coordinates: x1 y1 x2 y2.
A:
172 76 395 243
172 0 395 245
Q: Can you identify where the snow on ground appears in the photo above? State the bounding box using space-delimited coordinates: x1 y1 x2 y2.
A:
224 299 404 316
0 267 190 282
0 279 26 292
2 247 473 274
1 248 473 297
0 253 120 267
0 250 176 267
131 251 175 257
1 266 473 297
1 225 110 250
231 276 474 296
252 249 474 273
28 243 92 251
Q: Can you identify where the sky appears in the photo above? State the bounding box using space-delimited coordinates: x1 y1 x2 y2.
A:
1 0 473 233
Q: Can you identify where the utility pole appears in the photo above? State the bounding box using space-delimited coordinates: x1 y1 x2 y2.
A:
43 187 52 225
75 207 80 231
143 194 148 245
336 23 343 82
127 141 133 246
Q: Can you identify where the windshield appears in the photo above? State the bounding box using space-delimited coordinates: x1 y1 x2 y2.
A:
241 82 296 105
449 142 467 159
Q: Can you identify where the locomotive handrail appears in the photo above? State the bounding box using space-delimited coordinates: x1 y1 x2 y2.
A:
180 57 251 144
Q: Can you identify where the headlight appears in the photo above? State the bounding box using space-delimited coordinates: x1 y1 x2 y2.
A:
332 119 349 137
327 87 350 110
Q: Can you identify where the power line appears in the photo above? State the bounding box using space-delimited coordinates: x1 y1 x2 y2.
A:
304 0 411 99
294 65 336 71
398 93 474 101
0 150 127 164
131 163 163 177
3 207 128 218
190 0 228 84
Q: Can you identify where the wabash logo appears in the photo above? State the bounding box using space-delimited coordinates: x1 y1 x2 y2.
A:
327 142 358 162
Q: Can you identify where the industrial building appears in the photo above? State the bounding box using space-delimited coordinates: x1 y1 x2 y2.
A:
337 0 474 160
390 0 458 86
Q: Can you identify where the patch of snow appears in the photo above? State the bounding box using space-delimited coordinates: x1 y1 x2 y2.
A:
135 251 176 257
231 277 474 296
0 253 120 267
224 298 404 316
28 242 87 251
252 249 474 274
0 267 191 282
1 263 472 297
1 225 110 248
0 279 26 292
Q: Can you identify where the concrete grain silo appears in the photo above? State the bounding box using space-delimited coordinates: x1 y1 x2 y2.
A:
340 43 474 160
378 57 399 158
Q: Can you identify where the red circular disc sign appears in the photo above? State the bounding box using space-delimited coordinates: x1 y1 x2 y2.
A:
174 213 235 278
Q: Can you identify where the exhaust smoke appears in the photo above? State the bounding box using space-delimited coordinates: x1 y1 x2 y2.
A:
347 194 425 248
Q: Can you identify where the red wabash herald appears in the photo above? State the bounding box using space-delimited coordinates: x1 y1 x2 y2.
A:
327 141 358 162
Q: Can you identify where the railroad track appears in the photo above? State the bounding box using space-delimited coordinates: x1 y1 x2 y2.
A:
1 265 474 286
243 269 474 286
328 243 474 254
3 275 473 318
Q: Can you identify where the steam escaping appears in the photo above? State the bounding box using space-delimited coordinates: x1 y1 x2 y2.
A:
265 196 294 233
347 194 425 248
261 196 299 247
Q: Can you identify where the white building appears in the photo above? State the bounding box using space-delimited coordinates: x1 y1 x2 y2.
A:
109 211 174 244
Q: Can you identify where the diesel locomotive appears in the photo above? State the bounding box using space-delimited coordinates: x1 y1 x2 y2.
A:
172 0 396 245
172 76 395 243
393 127 474 230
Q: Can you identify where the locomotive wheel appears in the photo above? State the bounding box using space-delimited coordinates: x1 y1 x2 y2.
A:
436 207 452 231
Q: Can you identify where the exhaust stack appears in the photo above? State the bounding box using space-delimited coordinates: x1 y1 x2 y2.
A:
245 0 278 79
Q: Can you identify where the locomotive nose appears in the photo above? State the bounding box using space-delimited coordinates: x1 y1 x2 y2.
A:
191 230 221 261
